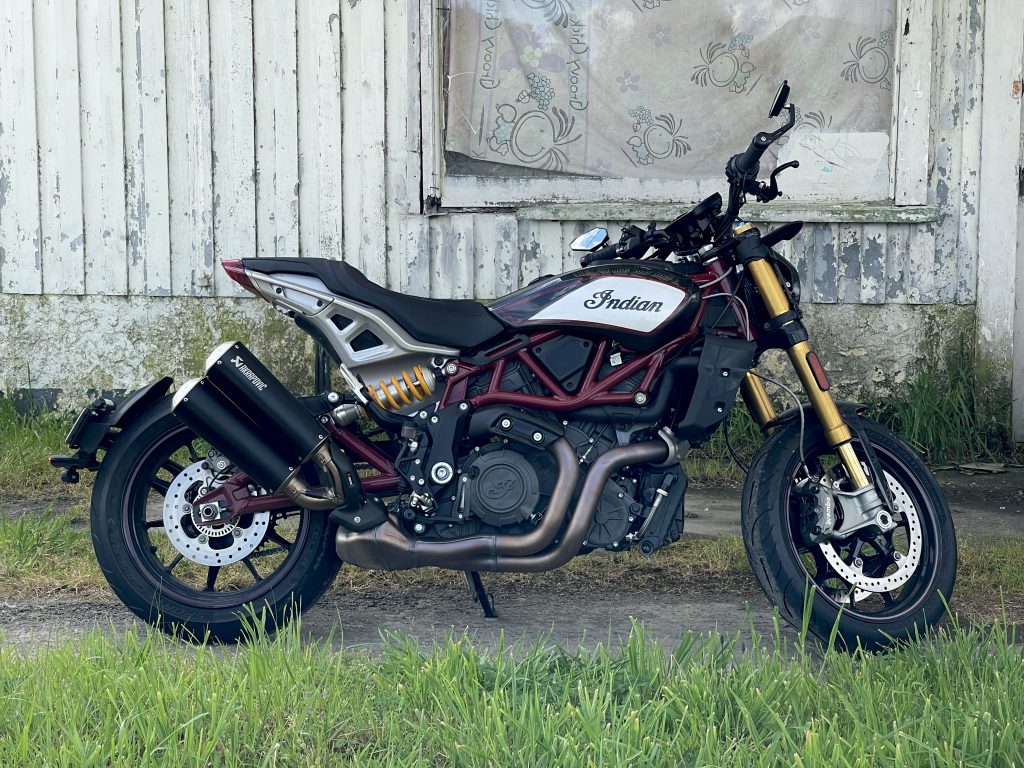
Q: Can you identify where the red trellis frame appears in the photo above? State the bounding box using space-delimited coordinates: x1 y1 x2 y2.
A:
440 330 696 412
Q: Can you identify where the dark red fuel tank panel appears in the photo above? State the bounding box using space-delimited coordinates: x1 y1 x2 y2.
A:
488 262 701 352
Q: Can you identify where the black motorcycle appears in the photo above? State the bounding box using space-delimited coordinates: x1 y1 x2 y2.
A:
53 82 956 650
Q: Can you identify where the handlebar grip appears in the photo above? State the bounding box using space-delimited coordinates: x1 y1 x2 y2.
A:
580 244 618 267
732 133 771 176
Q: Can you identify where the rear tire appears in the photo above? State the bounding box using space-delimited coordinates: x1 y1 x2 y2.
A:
90 397 342 642
741 415 956 651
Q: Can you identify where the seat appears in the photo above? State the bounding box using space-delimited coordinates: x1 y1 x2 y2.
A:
241 257 508 349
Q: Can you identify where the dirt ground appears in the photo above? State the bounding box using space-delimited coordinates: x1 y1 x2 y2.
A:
0 468 1020 652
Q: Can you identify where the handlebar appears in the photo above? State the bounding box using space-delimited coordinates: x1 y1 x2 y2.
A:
579 244 618 267
582 84 802 263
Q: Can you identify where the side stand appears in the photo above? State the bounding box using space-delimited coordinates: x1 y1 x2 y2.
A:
465 571 497 618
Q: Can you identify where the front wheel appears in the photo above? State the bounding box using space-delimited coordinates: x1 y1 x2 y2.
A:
90 397 342 642
742 415 956 651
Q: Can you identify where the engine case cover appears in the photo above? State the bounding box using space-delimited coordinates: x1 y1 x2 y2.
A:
464 447 541 527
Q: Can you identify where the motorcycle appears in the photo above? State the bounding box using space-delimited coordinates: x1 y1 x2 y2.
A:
52 82 956 650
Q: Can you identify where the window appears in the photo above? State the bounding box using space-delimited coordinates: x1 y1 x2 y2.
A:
424 0 932 210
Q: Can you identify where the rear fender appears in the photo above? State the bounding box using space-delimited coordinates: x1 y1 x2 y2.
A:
50 377 173 482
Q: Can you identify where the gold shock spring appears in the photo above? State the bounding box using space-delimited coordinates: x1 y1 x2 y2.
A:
366 365 435 410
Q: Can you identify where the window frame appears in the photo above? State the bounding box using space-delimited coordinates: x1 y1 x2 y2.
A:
419 0 933 214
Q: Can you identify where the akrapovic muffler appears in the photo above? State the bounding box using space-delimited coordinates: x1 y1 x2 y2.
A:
171 340 361 511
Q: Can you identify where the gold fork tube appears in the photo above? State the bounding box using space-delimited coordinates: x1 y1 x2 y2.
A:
741 373 777 428
744 257 870 489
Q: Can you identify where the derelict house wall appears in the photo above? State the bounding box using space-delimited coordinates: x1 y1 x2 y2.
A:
0 0 994 407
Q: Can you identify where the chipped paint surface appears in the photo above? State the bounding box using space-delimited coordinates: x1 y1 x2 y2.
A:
0 0 1019 418
0 0 990 306
0 295 314 408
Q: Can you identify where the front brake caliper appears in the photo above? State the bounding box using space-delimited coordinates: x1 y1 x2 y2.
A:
794 477 836 546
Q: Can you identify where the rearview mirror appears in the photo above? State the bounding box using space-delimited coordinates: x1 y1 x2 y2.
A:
769 80 790 118
570 227 609 252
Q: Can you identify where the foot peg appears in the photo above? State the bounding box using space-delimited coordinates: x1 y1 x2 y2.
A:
465 570 497 618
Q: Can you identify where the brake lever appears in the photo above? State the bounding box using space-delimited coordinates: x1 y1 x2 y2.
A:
749 160 800 203
769 160 800 188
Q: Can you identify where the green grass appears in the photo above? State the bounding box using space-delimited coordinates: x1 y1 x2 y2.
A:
0 617 1020 766
0 507 100 595
0 396 90 500
872 331 1024 466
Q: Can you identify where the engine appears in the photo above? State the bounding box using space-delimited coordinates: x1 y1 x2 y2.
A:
394 413 685 556
388 333 687 555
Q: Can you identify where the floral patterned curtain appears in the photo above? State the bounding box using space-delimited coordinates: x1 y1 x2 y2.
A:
444 0 897 200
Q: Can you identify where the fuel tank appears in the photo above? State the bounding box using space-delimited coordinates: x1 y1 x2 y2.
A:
488 262 701 352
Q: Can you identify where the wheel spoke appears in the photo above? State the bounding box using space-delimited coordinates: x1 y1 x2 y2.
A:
162 459 184 476
265 529 294 550
204 566 220 592
144 518 165 529
165 553 184 573
150 477 170 497
849 539 864 562
242 557 263 582
881 591 895 606
187 442 202 463
249 546 288 560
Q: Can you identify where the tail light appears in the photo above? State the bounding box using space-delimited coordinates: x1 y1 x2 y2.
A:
221 260 262 298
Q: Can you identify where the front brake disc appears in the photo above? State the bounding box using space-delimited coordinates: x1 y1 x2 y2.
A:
818 468 922 601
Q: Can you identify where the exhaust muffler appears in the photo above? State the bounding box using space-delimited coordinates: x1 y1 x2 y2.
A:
171 341 361 511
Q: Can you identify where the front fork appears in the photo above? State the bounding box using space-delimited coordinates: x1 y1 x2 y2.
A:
738 250 871 491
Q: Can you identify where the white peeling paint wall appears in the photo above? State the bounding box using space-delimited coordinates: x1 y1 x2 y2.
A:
0 0 993 306
0 0 1020 427
0 0 374 298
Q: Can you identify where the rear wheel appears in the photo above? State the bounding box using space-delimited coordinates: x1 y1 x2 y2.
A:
90 397 341 642
742 415 956 651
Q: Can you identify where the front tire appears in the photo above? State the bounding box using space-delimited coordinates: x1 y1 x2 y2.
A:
90 397 342 642
742 415 956 651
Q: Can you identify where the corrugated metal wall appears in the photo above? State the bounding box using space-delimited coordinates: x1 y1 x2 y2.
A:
0 0 981 306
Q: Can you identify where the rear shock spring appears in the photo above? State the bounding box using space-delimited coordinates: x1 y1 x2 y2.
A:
366 365 436 410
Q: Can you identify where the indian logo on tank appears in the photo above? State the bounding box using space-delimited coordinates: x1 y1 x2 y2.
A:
527 276 688 334
583 290 665 313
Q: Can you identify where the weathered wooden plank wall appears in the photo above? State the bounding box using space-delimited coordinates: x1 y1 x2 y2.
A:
0 0 984 307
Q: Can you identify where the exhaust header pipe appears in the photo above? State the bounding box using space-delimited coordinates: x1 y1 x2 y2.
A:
172 341 361 511
335 438 669 572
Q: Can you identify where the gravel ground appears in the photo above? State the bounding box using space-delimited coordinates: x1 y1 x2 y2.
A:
0 468 1019 653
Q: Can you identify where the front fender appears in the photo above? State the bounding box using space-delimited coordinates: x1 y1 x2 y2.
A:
50 376 173 482
761 401 868 433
